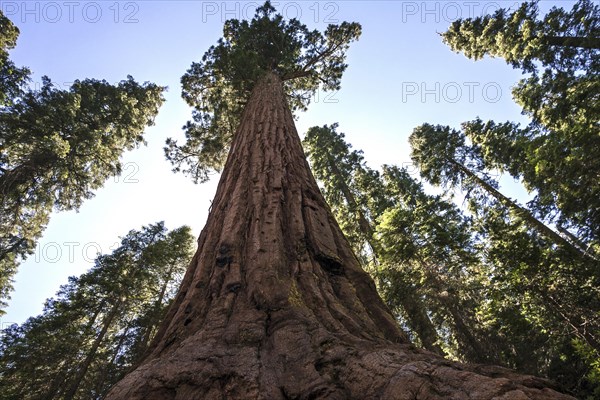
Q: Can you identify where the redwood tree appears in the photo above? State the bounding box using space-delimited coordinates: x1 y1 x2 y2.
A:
107 3 574 398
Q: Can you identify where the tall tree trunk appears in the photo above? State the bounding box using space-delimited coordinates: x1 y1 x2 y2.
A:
137 264 177 355
413 254 490 363
326 159 374 241
437 292 489 362
90 321 133 399
64 299 122 400
449 158 598 262
542 291 600 354
106 72 573 399
395 288 444 355
42 303 106 400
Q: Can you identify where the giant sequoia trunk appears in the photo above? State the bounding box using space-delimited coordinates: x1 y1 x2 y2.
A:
106 72 572 399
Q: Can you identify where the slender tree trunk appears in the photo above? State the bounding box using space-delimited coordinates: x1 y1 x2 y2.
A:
106 72 573 399
447 159 600 355
41 302 107 399
42 368 70 400
137 265 176 354
64 300 122 400
93 321 134 398
542 291 600 353
326 159 374 240
437 293 489 362
557 225 597 259
395 288 444 355
449 158 598 262
412 254 490 363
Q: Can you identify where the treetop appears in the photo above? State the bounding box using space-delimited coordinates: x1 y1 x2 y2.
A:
166 1 362 183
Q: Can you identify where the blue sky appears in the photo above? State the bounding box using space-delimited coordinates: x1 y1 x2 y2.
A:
1 0 573 326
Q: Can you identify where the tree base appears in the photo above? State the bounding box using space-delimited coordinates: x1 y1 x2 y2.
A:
107 310 572 399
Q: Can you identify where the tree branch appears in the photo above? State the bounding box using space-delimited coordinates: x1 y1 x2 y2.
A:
283 40 345 81
543 35 600 50
282 70 313 81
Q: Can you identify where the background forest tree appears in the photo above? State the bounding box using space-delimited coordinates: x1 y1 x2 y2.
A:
415 0 600 382
305 121 599 398
0 11 166 315
0 223 194 400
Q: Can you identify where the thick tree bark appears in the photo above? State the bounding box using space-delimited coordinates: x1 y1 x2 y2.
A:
106 72 573 399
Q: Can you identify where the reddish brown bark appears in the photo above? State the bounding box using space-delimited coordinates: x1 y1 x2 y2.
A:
106 72 573 399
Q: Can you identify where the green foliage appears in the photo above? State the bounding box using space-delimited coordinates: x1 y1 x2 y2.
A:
165 1 361 183
0 10 166 314
409 121 600 360
443 0 600 244
376 165 498 363
570 339 600 399
0 223 194 400
0 12 28 107
442 0 599 72
471 199 600 395
402 1 600 396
